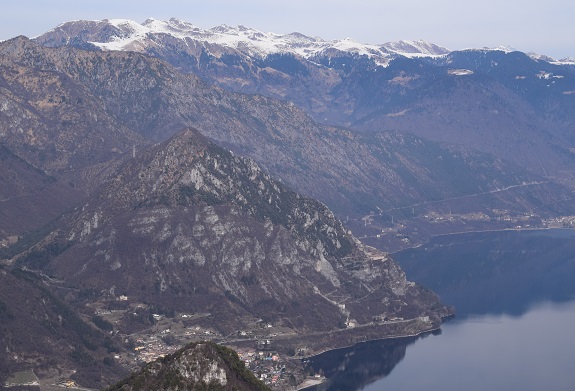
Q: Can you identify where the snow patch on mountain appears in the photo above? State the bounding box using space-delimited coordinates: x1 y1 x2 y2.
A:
448 69 474 76
553 57 575 65
381 40 450 57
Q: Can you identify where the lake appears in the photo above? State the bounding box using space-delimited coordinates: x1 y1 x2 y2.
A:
304 229 575 390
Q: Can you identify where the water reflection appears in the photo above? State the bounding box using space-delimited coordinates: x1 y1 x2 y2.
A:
394 229 575 318
302 333 437 390
304 229 575 390
363 300 575 391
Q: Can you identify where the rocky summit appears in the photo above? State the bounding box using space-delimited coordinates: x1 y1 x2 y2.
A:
106 341 270 391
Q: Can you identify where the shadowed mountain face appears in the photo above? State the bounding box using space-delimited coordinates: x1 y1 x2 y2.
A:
349 53 575 185
24 129 446 335
0 267 128 388
0 145 80 241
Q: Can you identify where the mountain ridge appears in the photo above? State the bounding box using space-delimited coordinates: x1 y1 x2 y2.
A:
35 18 575 65
2 125 451 387
36 18 450 67
33 19 575 185
2 36 574 253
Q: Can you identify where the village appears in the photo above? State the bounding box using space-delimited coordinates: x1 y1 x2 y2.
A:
120 322 308 389
88 299 313 390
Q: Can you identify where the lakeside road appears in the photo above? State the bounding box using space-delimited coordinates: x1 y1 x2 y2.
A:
228 312 453 360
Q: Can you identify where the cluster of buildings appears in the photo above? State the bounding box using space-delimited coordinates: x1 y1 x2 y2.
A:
94 305 298 388
128 324 219 364
236 348 288 387
543 215 575 228
132 336 180 363
130 334 296 388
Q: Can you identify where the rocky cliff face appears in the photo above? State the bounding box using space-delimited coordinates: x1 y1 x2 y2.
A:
106 342 269 391
0 144 80 241
34 129 444 334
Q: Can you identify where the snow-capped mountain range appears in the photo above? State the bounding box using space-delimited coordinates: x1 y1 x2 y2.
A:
37 17 574 66
38 17 451 67
28 16 575 188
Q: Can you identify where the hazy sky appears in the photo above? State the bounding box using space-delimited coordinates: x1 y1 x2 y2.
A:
1 0 574 59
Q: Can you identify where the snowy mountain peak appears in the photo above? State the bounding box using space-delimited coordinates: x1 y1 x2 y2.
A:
527 51 575 65
458 45 518 54
141 17 202 36
489 45 517 53
527 51 557 62
105 19 150 37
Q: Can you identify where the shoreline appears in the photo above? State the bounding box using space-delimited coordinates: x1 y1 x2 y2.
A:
296 321 441 360
292 314 453 391
224 311 453 390
229 310 453 360
307 310 455 360
390 227 575 255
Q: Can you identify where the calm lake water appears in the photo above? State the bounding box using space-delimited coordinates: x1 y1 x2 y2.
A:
305 229 575 391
